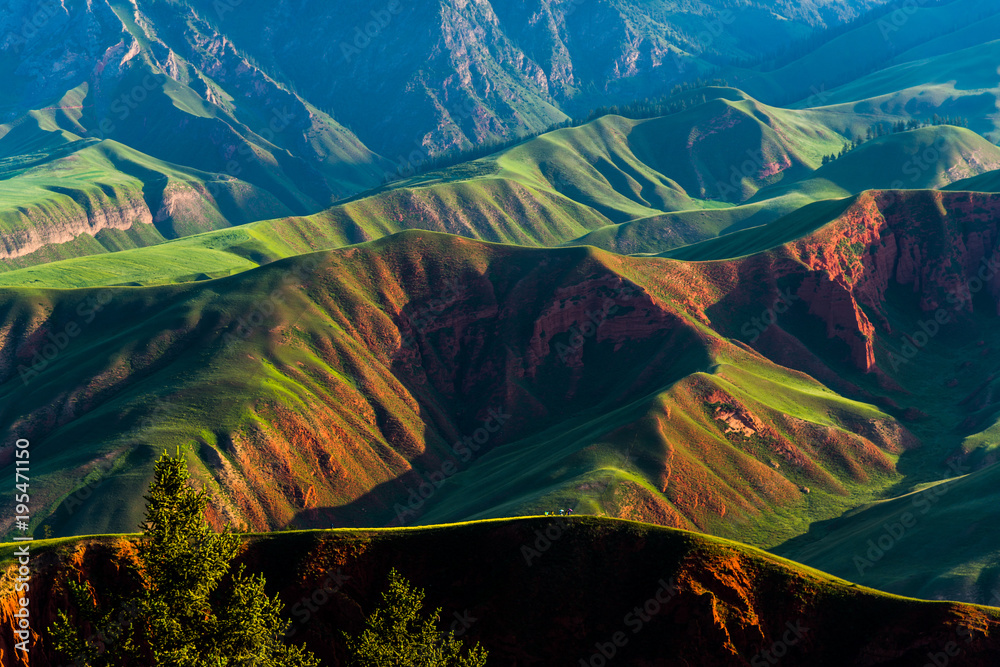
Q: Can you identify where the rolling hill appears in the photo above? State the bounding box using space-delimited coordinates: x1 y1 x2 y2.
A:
775 461 1000 606
0 88 943 284
7 175 1000 614
0 0 911 280
748 125 1000 206
0 230 909 545
2 183 1000 550
732 0 998 101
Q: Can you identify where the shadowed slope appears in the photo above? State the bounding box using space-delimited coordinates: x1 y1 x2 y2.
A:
3 517 1000 666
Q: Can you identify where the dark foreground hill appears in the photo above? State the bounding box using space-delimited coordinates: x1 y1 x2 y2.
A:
2 517 999 666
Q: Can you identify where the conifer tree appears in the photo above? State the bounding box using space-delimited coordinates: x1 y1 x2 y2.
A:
50 450 319 667
344 569 488 666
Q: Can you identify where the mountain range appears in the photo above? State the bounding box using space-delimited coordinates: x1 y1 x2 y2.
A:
6 0 1000 664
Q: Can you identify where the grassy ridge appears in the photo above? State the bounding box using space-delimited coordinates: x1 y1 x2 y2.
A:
0 227 947 555
4 517 1000 665
0 139 297 265
736 0 1000 112
6 92 976 289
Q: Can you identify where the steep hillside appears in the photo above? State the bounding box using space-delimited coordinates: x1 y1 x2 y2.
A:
8 104 997 288
0 0 389 269
735 0 1000 107
11 0 1000 623
0 231 911 545
173 0 892 157
776 462 1000 606
0 140 296 265
796 37 1000 142
3 518 1000 666
733 125 1000 213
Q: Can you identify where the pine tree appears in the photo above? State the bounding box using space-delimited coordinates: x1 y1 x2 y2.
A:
49 450 319 667
137 451 242 664
344 569 488 666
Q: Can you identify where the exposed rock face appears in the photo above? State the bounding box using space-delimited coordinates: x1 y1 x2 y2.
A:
165 0 890 157
795 271 877 371
732 190 1000 374
7 189 997 540
0 230 922 540
0 194 151 260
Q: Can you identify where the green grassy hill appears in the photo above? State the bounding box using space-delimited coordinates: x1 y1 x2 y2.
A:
799 36 1000 142
10 105 998 290
775 461 1000 606
747 126 1000 207
735 0 1000 108
4 193 1000 559
0 231 910 546
8 182 1000 605
0 89 881 286
0 139 298 265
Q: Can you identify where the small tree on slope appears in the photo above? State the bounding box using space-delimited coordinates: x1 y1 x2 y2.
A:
344 568 488 666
